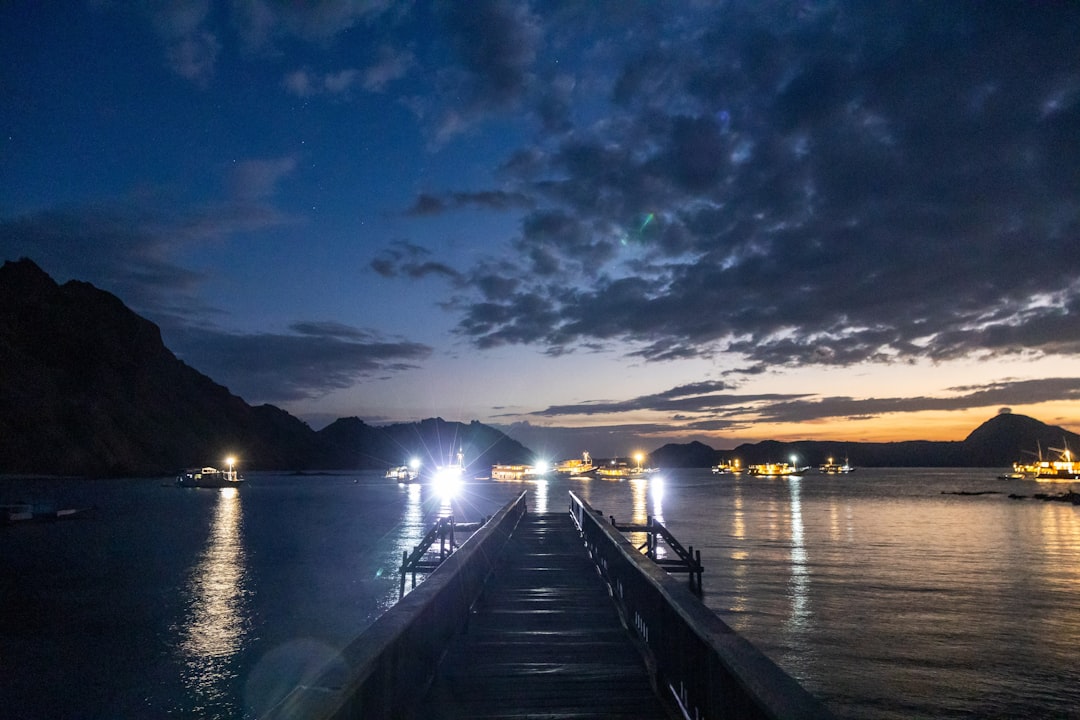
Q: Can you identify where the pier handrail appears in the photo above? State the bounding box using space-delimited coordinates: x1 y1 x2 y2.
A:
610 514 704 592
399 515 457 597
569 491 835 720
264 491 528 720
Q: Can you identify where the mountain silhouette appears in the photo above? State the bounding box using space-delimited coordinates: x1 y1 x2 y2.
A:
3 259 1074 475
0 259 529 475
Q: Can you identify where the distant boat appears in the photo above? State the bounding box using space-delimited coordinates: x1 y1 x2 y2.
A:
1013 440 1080 481
2 503 96 524
491 464 530 481
492 462 556 481
554 452 595 476
711 461 741 474
595 464 636 480
176 466 244 488
819 457 855 474
595 457 656 480
747 462 808 477
385 464 420 483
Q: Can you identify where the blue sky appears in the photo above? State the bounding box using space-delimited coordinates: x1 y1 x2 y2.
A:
3 1 1080 458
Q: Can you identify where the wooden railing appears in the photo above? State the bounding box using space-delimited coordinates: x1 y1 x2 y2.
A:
398 515 485 597
263 491 528 720
570 491 836 720
609 514 704 593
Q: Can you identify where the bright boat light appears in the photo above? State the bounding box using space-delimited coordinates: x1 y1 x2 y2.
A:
409 457 421 471
651 476 665 502
433 465 463 498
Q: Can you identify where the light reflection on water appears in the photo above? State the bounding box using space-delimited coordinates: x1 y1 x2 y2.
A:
785 477 809 644
177 487 249 715
533 479 549 515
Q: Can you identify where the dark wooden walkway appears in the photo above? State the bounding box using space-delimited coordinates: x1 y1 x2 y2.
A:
416 512 673 719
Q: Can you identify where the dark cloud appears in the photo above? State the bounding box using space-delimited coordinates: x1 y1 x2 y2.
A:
370 241 463 281
523 377 1080 436
439 0 541 109
752 378 1080 425
405 191 534 216
400 3 1080 375
169 323 432 403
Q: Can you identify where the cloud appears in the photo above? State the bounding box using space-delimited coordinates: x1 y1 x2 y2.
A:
139 1 401 84
370 241 463 281
282 69 360 98
230 0 397 49
401 3 1080 375
168 322 432 403
519 377 1080 440
363 46 416 92
438 0 541 109
226 157 298 200
143 0 218 84
404 191 534 216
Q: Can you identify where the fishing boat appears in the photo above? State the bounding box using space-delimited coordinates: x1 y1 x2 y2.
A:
819 457 855 474
595 463 638 480
1012 441 1080 481
176 464 244 488
554 452 595 476
747 462 807 477
386 462 420 483
595 454 655 480
491 462 553 481
1030 446 1080 481
491 464 530 481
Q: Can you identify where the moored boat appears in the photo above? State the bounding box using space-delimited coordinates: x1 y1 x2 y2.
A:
176 462 244 488
491 464 530 481
1012 441 1080 481
819 457 855 474
595 454 655 480
747 462 808 477
554 452 595 476
711 461 741 474
491 460 554 481
595 464 637 480
386 462 420 483
2 503 96 524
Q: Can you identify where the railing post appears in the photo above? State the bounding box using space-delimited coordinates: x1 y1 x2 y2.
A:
400 550 407 598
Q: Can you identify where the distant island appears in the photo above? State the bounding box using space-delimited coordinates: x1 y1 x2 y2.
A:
649 411 1080 470
1 258 1076 476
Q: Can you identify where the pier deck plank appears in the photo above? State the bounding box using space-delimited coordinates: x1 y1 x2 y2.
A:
417 513 673 719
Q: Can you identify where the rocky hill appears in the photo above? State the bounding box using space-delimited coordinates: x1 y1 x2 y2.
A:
0 259 528 476
317 416 532 475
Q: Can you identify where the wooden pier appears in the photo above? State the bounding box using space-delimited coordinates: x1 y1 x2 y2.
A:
416 511 671 718
265 490 835 720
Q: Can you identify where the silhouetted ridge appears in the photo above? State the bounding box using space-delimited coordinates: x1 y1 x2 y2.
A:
0 260 531 475
963 413 1080 466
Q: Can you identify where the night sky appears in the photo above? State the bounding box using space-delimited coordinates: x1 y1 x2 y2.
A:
3 1 1079 457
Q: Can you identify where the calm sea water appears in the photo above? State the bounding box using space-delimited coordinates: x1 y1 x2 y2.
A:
2 468 1079 719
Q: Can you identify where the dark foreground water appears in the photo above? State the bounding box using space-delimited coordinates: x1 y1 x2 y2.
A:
2 469 1079 718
